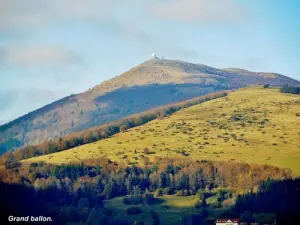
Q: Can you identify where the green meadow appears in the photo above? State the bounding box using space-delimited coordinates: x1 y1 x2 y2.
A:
24 87 300 175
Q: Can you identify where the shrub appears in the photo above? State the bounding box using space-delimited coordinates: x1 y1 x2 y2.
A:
126 206 142 215
181 151 189 157
143 147 155 154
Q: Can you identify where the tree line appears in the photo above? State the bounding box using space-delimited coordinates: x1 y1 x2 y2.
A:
1 156 291 197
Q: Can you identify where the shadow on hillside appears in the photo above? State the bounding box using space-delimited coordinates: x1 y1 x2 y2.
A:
92 83 228 125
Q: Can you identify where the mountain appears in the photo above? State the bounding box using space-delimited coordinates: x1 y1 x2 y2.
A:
24 87 300 176
0 58 299 154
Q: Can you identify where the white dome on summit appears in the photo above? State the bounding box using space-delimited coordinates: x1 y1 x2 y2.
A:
150 52 157 60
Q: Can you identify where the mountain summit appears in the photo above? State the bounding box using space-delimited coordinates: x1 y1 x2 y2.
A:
0 59 299 153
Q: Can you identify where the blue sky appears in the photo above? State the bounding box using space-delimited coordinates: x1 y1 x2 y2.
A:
0 0 299 125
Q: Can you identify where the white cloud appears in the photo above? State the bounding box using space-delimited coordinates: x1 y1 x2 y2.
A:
0 0 249 68
0 0 247 36
0 0 117 35
0 45 81 68
151 0 247 24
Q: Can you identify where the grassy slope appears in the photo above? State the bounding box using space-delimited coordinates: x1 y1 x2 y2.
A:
24 87 300 175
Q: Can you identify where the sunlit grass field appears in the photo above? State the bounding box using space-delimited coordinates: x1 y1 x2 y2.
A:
24 87 300 175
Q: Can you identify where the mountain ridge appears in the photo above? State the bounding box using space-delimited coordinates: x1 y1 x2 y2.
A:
0 58 299 154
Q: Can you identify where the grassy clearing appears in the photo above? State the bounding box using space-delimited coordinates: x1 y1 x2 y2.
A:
101 193 235 225
103 195 203 225
24 87 300 175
